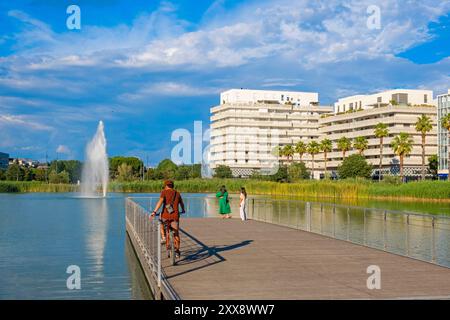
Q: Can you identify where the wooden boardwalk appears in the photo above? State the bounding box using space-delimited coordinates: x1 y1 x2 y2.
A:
159 218 450 299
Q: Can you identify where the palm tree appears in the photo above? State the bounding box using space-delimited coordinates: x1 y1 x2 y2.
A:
391 132 414 182
307 141 320 179
442 114 450 180
320 138 332 178
282 145 294 164
353 136 369 155
374 123 389 181
415 114 433 180
337 136 352 160
272 146 284 166
294 140 307 162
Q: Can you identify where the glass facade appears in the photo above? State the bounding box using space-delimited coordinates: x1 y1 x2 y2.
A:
438 93 450 173
0 152 9 170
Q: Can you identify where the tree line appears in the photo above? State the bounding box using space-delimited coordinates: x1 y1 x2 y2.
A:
272 115 439 181
0 157 202 184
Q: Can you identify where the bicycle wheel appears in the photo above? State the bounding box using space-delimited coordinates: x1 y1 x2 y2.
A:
170 230 175 266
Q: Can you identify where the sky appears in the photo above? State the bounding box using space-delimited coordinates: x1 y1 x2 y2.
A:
0 0 449 165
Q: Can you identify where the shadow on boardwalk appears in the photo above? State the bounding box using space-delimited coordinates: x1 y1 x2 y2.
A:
164 228 252 279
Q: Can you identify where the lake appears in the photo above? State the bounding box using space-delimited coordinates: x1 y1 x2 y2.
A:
0 192 449 299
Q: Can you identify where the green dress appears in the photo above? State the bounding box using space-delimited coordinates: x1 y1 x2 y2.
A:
216 191 231 214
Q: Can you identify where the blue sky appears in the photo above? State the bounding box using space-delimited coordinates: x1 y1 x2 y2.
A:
0 0 449 165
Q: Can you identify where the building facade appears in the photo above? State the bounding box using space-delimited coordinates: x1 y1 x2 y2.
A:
334 89 433 113
209 89 438 179
320 104 437 178
437 89 450 178
0 152 9 170
324 89 437 178
210 89 332 177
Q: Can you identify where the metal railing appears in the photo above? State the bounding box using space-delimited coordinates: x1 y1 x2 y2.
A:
247 198 450 268
126 195 450 272
125 198 178 300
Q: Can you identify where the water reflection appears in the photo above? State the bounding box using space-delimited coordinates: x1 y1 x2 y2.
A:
82 198 108 278
249 199 450 268
124 236 153 300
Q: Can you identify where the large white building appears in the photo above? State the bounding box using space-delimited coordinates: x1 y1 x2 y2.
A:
209 88 438 179
323 89 437 178
220 89 319 106
210 89 332 177
437 89 450 178
334 89 434 113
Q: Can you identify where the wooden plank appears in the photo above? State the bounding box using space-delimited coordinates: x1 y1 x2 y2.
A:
157 218 450 300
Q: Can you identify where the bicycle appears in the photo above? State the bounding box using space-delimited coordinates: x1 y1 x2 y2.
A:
161 219 176 266
153 210 185 266
160 212 185 266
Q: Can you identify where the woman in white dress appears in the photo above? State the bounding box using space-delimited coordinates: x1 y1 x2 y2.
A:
239 187 247 221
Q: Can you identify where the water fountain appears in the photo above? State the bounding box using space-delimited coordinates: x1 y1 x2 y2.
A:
81 121 109 197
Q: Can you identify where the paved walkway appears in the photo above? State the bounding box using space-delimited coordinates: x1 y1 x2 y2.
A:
159 218 450 299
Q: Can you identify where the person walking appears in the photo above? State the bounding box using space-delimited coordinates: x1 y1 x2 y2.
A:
239 187 247 221
216 185 231 219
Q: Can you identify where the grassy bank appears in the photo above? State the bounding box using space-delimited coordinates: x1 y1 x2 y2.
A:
0 181 78 193
1 179 449 201
109 178 366 198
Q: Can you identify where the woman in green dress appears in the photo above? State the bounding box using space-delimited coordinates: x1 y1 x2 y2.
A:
216 185 231 219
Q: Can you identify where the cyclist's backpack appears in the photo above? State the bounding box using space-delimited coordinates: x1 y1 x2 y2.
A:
165 190 178 214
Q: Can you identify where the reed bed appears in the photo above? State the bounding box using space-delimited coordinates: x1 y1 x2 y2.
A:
1 179 449 202
0 181 78 193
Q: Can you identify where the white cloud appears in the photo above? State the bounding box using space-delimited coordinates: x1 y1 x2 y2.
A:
1 0 449 160
5 0 448 71
0 114 53 131
56 145 71 154
120 82 220 101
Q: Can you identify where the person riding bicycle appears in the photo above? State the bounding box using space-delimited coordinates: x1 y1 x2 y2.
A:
150 180 185 259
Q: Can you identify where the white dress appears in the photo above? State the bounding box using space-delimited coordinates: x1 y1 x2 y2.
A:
239 193 247 221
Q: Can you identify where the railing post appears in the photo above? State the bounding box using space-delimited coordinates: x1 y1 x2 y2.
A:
252 198 255 220
346 207 350 241
320 204 323 234
383 210 387 251
278 201 281 225
405 214 410 256
287 202 290 227
134 203 137 231
363 209 366 246
333 205 336 237
157 219 161 288
432 217 436 263
265 200 267 222
306 202 311 232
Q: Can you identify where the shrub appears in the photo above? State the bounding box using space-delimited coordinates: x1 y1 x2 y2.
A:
117 163 133 182
271 165 289 182
48 171 70 184
338 154 372 179
288 162 310 181
428 154 438 179
382 175 402 185
213 165 233 179
175 165 194 180
0 182 19 192
155 159 178 179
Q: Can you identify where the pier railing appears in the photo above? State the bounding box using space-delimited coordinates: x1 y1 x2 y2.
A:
126 195 450 272
247 199 450 268
125 198 179 300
